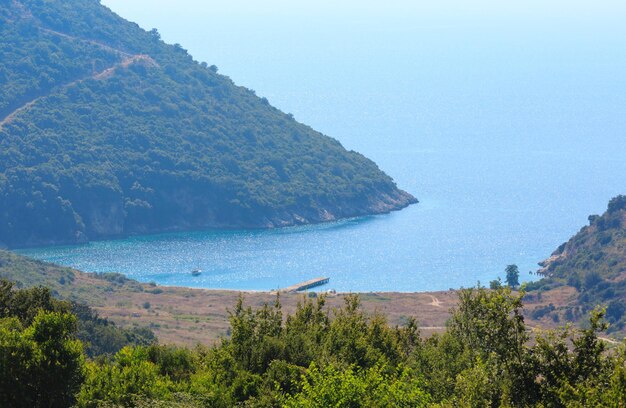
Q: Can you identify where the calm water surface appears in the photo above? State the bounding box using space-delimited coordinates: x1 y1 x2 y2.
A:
18 2 626 291
19 149 624 292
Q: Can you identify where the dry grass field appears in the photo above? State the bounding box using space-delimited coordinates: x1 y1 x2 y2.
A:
71 270 457 345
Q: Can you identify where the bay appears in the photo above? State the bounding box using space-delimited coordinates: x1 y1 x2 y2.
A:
18 1 626 292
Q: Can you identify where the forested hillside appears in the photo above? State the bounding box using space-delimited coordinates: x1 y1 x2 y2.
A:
526 195 626 333
0 0 415 248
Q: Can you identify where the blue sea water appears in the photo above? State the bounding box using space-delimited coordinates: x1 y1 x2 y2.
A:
17 1 626 292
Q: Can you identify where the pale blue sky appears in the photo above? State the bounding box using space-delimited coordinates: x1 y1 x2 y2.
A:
100 0 626 158
102 0 624 17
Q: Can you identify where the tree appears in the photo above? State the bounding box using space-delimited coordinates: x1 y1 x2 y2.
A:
489 278 502 290
283 362 430 407
607 194 626 213
149 28 161 40
505 264 520 287
448 286 538 405
77 346 171 406
0 311 85 407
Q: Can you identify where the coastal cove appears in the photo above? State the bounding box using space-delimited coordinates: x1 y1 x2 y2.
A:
14 0 626 292
18 148 626 293
2 1 626 406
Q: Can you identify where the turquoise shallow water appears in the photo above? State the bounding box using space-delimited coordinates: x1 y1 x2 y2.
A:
18 2 626 291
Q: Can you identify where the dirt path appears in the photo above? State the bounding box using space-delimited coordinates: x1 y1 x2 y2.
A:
428 294 443 307
0 98 43 128
598 336 621 345
13 0 132 58
93 54 156 80
0 54 156 128
39 27 133 59
0 1 160 128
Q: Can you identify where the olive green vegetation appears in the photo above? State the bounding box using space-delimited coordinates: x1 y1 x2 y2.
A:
0 248 144 301
0 278 155 359
0 250 156 356
526 195 626 333
0 248 77 291
1 281 625 407
0 0 416 249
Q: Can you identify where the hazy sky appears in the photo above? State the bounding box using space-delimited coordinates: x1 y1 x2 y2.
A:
102 0 625 17
100 0 626 157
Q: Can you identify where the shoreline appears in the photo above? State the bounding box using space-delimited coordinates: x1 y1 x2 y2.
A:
61 264 457 345
3 249 605 346
7 195 417 250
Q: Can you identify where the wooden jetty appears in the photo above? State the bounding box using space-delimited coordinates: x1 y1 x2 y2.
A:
281 277 330 293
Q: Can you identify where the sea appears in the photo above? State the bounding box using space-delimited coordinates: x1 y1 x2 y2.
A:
18 1 626 292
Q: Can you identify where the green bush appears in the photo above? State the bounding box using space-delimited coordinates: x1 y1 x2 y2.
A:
2 277 626 407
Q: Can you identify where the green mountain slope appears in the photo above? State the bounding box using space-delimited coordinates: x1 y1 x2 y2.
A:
0 0 416 248
527 195 626 333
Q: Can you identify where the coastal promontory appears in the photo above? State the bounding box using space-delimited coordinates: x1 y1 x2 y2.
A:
0 0 416 248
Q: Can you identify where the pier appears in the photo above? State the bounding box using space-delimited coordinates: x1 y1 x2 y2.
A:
281 277 330 293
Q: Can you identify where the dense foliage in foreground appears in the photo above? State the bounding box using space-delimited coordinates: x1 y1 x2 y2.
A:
0 279 155 359
0 0 415 248
1 282 625 407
